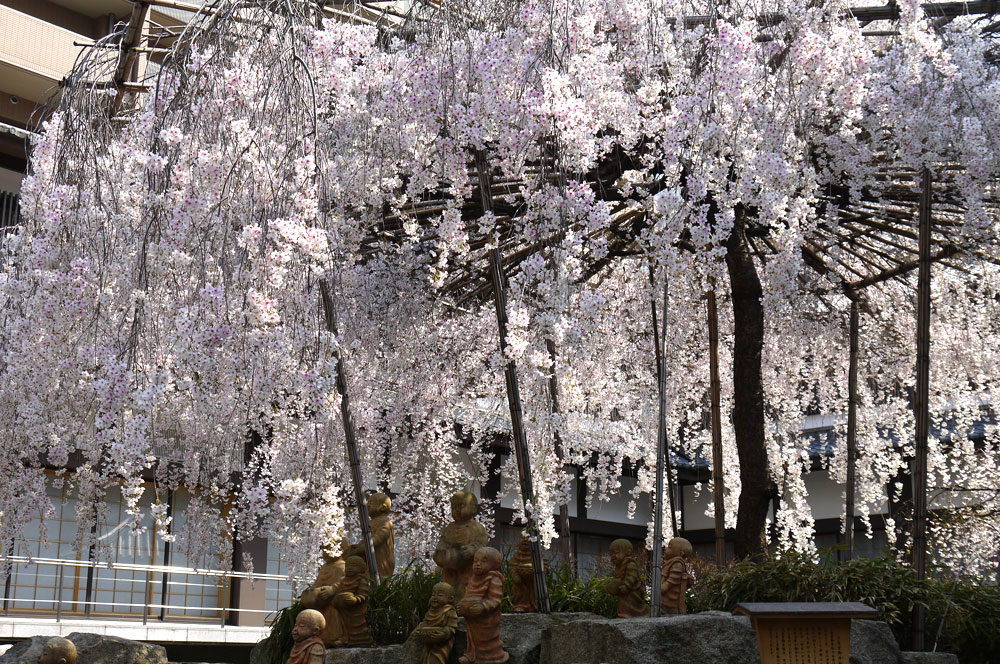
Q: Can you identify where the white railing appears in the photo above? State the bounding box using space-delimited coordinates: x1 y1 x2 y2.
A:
1 555 305 626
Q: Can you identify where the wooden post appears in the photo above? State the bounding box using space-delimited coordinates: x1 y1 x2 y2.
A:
651 275 671 617
320 279 379 587
845 297 859 561
912 167 932 650
707 290 727 565
544 337 574 568
478 153 550 612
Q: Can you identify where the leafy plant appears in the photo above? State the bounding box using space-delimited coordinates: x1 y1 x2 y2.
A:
689 551 1000 664
261 601 304 664
367 563 441 645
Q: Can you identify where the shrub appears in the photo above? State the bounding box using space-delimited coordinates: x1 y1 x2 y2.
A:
689 551 1000 664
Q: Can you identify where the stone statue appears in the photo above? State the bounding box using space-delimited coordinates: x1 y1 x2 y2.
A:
510 532 546 612
603 538 649 618
433 490 488 602
660 537 693 615
38 637 76 664
288 609 327 664
300 548 347 647
344 492 396 578
332 555 373 646
457 546 508 664
411 582 459 664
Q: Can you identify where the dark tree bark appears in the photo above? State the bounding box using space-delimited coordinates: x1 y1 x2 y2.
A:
725 211 778 559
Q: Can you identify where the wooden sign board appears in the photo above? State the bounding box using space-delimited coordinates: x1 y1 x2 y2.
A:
733 602 878 664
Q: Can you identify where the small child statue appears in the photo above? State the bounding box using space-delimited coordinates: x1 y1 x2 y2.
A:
457 546 509 664
433 490 488 602
288 609 327 664
344 492 396 578
411 582 460 664
38 637 76 664
509 532 546 612
332 555 374 646
603 538 649 618
660 536 694 615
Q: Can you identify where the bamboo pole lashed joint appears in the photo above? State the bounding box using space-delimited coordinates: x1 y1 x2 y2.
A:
912 167 933 650
478 152 551 613
320 279 380 587
707 290 727 565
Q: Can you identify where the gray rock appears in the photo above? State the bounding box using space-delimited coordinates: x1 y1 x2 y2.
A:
325 645 403 664
0 634 167 664
543 611 760 664
544 612 906 664
248 638 270 664
850 620 902 664
900 653 959 664
0 635 49 664
66 633 168 664
398 612 600 664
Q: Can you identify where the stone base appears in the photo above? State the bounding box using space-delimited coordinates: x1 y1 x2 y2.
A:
901 653 960 664
0 632 168 664
543 613 909 664
326 644 403 664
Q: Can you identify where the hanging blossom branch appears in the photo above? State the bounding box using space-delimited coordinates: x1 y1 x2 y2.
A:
2 0 999 576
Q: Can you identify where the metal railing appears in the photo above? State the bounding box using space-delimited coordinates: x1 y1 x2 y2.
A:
1 555 303 626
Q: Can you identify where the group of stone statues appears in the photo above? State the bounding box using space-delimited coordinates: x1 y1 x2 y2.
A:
295 489 694 664
602 536 693 618
299 492 394 647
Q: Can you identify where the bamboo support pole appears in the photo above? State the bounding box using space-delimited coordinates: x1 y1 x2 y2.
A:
544 337 575 568
845 297 860 560
707 290 727 565
478 154 550 612
912 167 933 650
320 279 380 586
651 275 672 617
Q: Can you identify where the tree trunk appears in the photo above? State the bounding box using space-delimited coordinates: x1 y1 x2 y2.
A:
725 212 776 559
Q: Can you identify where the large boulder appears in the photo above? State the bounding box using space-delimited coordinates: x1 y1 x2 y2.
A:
542 611 759 664
543 612 906 664
900 653 960 664
0 633 167 664
398 612 601 664
325 645 404 664
850 620 902 664
0 635 49 664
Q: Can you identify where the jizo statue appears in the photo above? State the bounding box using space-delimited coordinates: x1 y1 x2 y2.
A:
300 546 347 647
603 538 649 618
660 537 693 615
38 638 76 664
457 546 508 664
411 582 460 664
510 532 546 612
288 609 327 664
344 492 396 578
433 490 488 602
332 555 374 646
